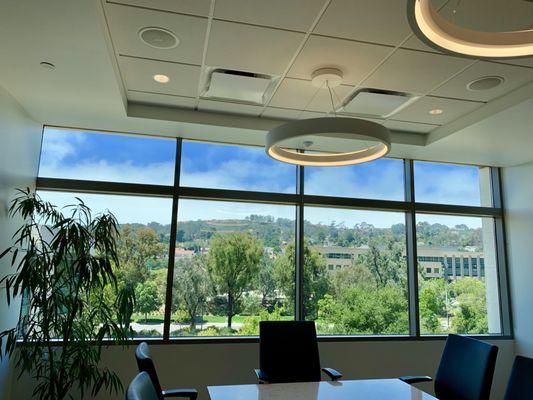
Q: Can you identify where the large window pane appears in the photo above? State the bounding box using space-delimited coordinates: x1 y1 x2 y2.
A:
416 214 501 335
170 199 295 337
414 161 492 206
304 207 409 335
180 141 296 193
39 127 176 185
304 158 404 200
38 191 173 339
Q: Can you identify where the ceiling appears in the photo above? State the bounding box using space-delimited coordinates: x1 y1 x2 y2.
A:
0 0 533 167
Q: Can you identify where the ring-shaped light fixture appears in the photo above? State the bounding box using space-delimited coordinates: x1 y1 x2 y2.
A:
408 0 533 59
265 117 391 167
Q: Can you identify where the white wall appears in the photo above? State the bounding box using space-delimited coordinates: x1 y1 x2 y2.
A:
9 338 515 399
0 86 42 400
503 161 533 356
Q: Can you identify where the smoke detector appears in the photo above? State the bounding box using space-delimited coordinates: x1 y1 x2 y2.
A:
311 68 343 88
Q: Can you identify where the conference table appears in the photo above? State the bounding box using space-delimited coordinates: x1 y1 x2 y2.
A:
208 379 437 400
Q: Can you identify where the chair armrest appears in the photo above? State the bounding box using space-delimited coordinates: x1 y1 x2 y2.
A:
399 376 433 385
322 367 342 381
162 388 198 399
255 368 269 384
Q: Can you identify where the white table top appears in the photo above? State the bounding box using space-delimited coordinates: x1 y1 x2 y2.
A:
208 379 437 400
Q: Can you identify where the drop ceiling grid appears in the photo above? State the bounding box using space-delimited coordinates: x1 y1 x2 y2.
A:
102 0 533 133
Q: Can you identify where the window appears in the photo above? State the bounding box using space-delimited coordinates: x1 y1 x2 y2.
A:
417 214 501 335
37 191 173 339
39 128 176 185
170 199 295 337
180 140 296 193
414 161 492 206
304 158 404 200
304 207 409 336
35 127 510 341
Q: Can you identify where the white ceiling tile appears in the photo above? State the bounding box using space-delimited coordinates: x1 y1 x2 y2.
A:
432 61 533 102
127 91 196 108
214 0 326 31
108 0 212 16
300 110 326 119
268 78 317 110
362 49 473 94
314 0 412 46
104 3 207 65
288 35 392 85
206 20 305 75
385 120 438 134
198 99 263 116
119 56 201 97
401 34 443 54
393 96 484 125
262 107 302 120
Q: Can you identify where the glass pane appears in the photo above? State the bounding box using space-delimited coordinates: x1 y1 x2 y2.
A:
38 191 173 339
417 214 501 335
304 158 404 200
304 207 409 336
414 161 492 206
180 140 296 193
170 199 296 337
39 127 176 185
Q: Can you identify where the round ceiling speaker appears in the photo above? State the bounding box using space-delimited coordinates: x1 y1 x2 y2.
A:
467 76 505 91
139 27 179 49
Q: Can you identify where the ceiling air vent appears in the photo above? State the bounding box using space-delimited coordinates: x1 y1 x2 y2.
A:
341 89 419 118
203 69 276 105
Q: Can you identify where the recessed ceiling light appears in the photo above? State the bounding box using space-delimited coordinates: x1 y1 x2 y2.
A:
467 76 505 91
429 109 443 115
153 74 170 83
139 27 179 49
40 61 55 70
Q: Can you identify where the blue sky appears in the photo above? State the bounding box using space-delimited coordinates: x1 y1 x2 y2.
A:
38 128 485 228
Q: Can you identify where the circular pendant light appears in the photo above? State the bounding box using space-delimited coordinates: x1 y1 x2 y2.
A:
266 117 391 167
266 68 391 167
407 0 533 59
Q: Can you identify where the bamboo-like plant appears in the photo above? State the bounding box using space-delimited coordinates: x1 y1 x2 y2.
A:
0 189 135 399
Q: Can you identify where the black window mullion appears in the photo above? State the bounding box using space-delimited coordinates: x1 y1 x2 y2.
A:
295 164 305 321
163 138 182 340
404 159 420 337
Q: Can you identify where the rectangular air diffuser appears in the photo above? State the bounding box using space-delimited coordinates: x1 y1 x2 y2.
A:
203 69 274 105
342 89 418 118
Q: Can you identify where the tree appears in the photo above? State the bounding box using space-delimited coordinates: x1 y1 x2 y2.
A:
208 232 262 328
254 254 277 307
173 255 209 330
450 278 488 334
358 239 406 288
419 278 447 333
274 241 329 319
117 225 162 288
135 280 162 322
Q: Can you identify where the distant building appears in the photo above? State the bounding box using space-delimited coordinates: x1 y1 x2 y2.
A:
315 245 486 280
175 248 195 259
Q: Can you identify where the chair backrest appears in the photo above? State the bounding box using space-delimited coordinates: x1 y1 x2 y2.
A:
259 321 321 383
125 372 160 400
434 334 498 400
504 355 533 400
135 342 163 400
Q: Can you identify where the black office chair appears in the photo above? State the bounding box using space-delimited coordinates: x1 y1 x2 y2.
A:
504 355 533 400
400 334 498 400
254 321 342 384
126 372 160 400
135 342 198 400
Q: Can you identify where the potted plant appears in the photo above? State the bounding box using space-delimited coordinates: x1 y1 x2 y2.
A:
0 189 135 399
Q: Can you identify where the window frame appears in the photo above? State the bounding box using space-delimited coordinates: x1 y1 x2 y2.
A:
35 128 513 342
